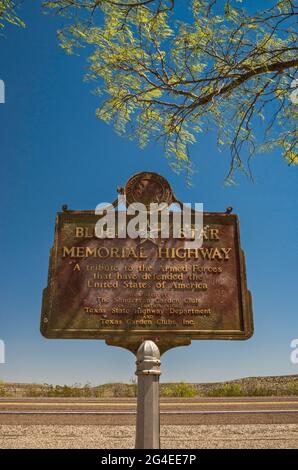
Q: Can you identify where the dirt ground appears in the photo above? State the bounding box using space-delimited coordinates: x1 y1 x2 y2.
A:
0 424 298 449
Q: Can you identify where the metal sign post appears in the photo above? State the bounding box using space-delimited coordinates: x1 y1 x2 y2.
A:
40 171 254 449
135 341 161 449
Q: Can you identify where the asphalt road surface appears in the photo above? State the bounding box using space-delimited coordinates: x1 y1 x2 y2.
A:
0 397 298 425
1 397 298 448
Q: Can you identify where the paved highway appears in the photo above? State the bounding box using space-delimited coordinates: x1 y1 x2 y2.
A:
1 397 298 425
1 398 298 448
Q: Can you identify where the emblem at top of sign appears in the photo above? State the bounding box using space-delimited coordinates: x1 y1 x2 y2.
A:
124 172 174 210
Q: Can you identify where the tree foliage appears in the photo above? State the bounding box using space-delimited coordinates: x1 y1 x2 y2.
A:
0 1 24 30
42 1 298 179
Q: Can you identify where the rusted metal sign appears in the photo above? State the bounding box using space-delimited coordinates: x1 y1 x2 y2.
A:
41 172 253 352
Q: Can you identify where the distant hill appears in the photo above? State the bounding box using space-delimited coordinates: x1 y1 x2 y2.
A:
1 375 297 398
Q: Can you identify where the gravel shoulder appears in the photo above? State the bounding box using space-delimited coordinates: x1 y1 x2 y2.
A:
0 424 298 449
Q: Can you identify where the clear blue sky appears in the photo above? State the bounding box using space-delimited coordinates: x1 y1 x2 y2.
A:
0 1 297 385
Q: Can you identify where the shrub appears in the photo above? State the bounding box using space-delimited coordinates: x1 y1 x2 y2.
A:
206 383 243 397
0 382 6 397
161 383 197 398
288 383 298 395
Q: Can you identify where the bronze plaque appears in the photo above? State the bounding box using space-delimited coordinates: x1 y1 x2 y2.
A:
41 177 253 350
